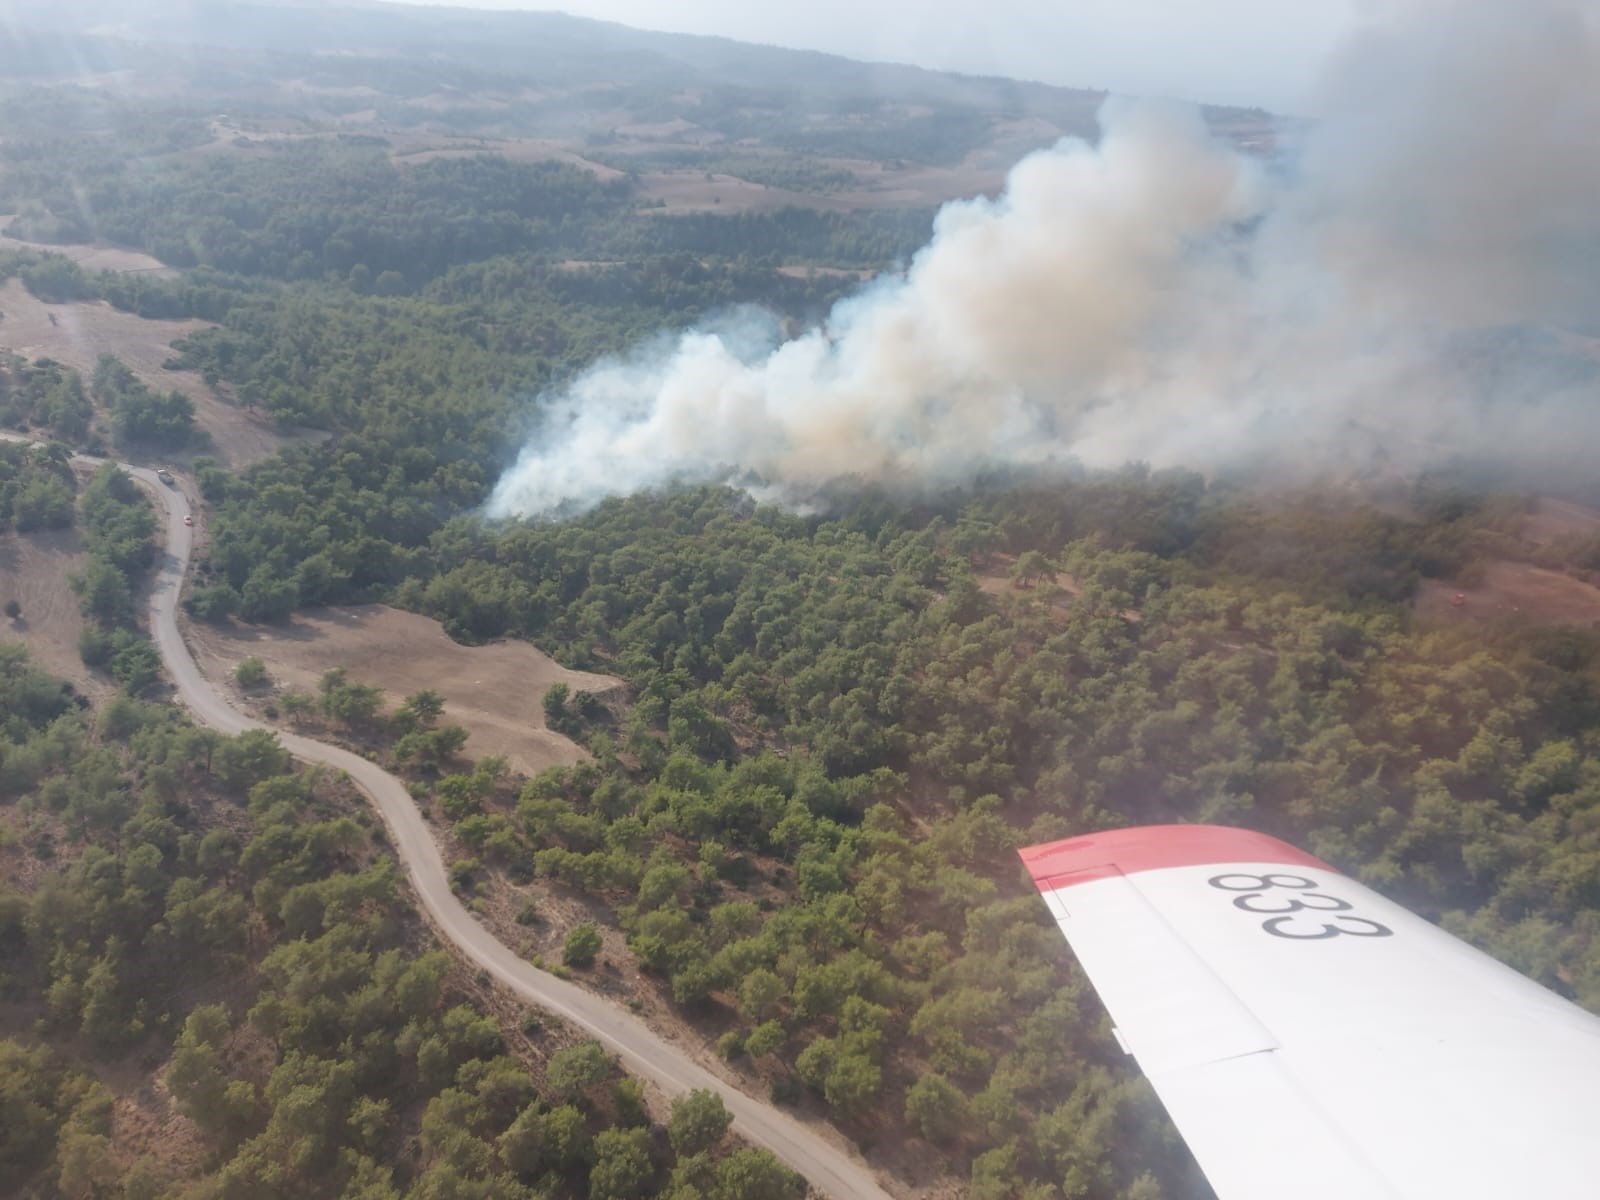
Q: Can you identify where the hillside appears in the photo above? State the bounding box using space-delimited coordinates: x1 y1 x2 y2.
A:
0 0 1274 225
0 648 800 1200
2 5 1599 1200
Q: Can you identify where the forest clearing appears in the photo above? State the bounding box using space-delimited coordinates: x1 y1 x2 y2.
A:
0 216 176 276
1415 559 1600 628
0 523 94 693
0 278 300 466
186 603 623 777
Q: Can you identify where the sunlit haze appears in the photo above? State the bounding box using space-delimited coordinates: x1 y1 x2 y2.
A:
386 0 1361 110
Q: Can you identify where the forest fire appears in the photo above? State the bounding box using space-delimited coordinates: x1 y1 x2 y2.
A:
491 0 1600 519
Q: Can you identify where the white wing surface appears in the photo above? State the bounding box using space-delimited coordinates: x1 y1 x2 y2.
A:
1020 825 1600 1200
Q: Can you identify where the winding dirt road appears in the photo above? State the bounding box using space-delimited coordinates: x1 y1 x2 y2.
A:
92 452 894 1200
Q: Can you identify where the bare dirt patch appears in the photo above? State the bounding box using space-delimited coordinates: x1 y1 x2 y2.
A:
638 171 859 214
775 264 876 282
194 121 624 187
823 159 1005 208
1 217 177 277
976 555 1081 602
0 524 100 696
637 160 1000 216
389 135 625 180
1524 497 1600 546
0 279 305 467
1416 560 1600 628
613 117 709 141
186 604 622 776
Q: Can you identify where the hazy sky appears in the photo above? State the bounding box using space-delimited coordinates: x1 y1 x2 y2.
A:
392 0 1362 110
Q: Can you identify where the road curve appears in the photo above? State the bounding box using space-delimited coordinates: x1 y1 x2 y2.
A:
81 453 894 1200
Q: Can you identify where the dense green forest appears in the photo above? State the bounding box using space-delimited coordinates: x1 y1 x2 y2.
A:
72 463 165 692
395 482 1600 1196
0 354 92 445
90 356 199 451
6 159 1600 1200
185 373 1600 1199
7 147 633 282
0 647 805 1199
7 147 1600 1200
0 439 76 533
1 133 932 287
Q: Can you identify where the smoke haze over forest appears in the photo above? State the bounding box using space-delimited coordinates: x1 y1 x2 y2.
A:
395 0 1356 111
488 0 1600 519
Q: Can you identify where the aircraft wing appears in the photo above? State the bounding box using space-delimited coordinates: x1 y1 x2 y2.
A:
1020 825 1600 1200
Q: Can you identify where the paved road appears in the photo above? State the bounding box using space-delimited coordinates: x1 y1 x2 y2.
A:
48 447 894 1200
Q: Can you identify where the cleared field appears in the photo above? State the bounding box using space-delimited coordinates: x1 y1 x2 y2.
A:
0 279 303 467
212 119 636 177
1 218 176 277
0 525 98 696
636 171 860 214
976 555 1082 601
1524 497 1600 545
392 138 625 179
635 162 1003 214
1416 560 1600 628
775 264 875 281
817 159 1006 207
186 604 622 776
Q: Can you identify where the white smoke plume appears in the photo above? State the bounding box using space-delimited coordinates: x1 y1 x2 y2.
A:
488 0 1600 518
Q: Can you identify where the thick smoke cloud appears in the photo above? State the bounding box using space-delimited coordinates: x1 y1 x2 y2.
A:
489 0 1600 518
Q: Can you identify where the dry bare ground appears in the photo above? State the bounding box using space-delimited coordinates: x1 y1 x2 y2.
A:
634 163 1004 215
0 524 99 695
0 279 305 467
1524 497 1600 545
975 554 1082 601
974 555 1094 625
1415 497 1600 628
1416 561 1600 628
1 220 175 277
813 159 1006 208
637 171 866 214
185 603 622 776
774 264 875 281
391 136 626 180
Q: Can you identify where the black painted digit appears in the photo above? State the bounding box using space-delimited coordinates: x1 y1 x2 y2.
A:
1295 892 1355 911
1262 914 1394 940
1262 915 1342 940
1234 892 1353 915
1327 915 1393 937
1209 871 1394 939
1235 894 1305 914
1207 872 1318 892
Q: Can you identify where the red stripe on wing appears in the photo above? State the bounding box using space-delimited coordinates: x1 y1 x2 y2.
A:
1020 825 1332 893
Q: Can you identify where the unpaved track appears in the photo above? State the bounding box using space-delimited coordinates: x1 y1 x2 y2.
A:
63 445 894 1200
